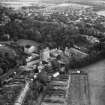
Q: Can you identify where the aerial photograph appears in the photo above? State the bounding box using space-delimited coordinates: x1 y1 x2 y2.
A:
0 0 105 105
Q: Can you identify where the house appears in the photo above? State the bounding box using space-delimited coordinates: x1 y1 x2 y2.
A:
69 47 88 60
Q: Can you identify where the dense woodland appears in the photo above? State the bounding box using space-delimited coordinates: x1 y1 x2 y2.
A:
0 5 105 67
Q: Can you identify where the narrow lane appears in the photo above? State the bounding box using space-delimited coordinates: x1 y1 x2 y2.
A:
14 81 31 105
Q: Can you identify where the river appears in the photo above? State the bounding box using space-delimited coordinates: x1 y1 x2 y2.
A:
81 60 105 105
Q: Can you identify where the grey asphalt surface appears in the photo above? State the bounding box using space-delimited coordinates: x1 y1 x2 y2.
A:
81 60 105 105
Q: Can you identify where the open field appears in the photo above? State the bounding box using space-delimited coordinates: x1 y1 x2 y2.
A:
81 59 105 105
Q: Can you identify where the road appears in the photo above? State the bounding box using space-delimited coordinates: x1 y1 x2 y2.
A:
81 59 105 105
14 81 30 105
